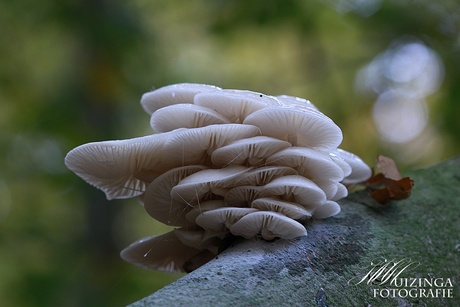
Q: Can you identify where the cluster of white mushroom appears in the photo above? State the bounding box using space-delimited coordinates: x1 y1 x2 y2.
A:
65 83 371 272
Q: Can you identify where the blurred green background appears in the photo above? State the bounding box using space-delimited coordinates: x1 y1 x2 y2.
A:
0 0 459 306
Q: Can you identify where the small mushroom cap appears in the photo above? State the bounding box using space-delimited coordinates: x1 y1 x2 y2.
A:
225 185 262 206
140 83 221 114
331 183 348 201
185 200 226 224
230 211 308 240
194 89 280 123
313 200 341 219
266 147 345 182
259 175 326 207
143 165 208 226
195 207 259 232
161 124 260 169
276 95 319 111
64 133 170 200
251 197 312 220
335 149 372 184
329 151 353 178
170 166 249 203
211 136 291 167
243 106 343 150
120 231 214 273
233 166 298 186
150 104 230 133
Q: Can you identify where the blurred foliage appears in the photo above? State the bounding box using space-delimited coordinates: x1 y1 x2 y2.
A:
0 0 458 306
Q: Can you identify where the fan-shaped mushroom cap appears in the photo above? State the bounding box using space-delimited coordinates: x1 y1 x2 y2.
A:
170 166 249 203
225 186 262 206
331 183 348 201
185 200 226 224
140 83 221 115
230 211 308 240
313 200 341 219
143 165 208 226
150 104 230 133
194 89 280 123
329 151 353 178
120 231 215 273
276 95 319 111
259 175 326 207
64 133 173 200
195 207 258 232
211 136 291 167
243 106 343 150
233 166 298 186
335 149 372 184
267 147 345 182
251 198 312 220
161 124 260 169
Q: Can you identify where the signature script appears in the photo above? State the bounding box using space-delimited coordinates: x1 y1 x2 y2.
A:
348 258 420 286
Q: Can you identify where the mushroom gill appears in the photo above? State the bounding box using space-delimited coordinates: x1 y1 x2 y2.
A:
64 83 372 272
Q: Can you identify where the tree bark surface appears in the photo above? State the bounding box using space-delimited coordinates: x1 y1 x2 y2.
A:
130 157 460 306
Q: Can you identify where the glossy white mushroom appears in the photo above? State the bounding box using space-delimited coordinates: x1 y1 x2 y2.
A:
335 149 372 184
211 136 291 167
150 104 230 133
140 83 221 115
143 165 208 226
251 198 312 220
170 166 249 203
64 133 172 200
120 231 215 273
329 151 353 178
195 207 258 232
266 147 345 182
232 166 298 186
225 186 262 206
276 95 319 111
161 124 260 169
243 105 343 150
259 175 326 207
230 211 308 240
194 89 280 123
331 183 348 201
185 200 226 224
312 200 341 219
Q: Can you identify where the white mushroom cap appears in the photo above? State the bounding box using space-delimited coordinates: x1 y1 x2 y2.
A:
161 124 260 169
211 136 291 167
335 149 372 184
251 197 312 220
195 207 258 232
312 200 341 219
185 200 226 224
331 183 348 201
225 185 262 206
329 151 353 178
143 165 208 226
276 95 319 111
120 231 214 273
243 105 343 150
259 175 326 207
170 166 249 203
230 211 308 240
232 166 298 186
194 89 280 123
150 104 230 133
140 83 221 115
64 133 171 200
266 147 345 182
